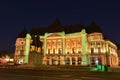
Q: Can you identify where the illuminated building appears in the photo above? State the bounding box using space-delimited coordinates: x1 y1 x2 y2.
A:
87 33 118 67
14 20 119 67
14 27 27 64
117 44 120 65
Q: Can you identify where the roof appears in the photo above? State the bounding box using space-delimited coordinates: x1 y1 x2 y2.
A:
22 19 103 36
18 27 27 38
30 19 84 35
85 21 102 34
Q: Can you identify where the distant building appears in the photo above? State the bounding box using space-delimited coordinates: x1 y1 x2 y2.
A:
14 19 119 67
117 44 120 65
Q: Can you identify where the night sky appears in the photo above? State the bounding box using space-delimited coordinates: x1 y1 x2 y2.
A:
0 0 120 52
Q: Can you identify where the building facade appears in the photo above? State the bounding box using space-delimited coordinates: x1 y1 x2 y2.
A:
41 29 87 66
87 33 118 67
14 20 119 67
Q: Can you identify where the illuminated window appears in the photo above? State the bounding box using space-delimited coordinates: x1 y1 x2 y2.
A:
91 48 94 54
53 48 55 54
96 42 100 45
98 47 101 53
67 52 70 54
37 47 41 53
66 48 70 54
58 48 62 54
78 57 82 64
66 58 70 65
31 46 35 51
72 57 76 64
48 49 50 54
91 42 94 46
72 47 75 54
78 51 81 54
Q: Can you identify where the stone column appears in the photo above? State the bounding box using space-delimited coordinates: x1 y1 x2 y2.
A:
60 56 64 65
81 29 88 66
75 57 78 66
63 37 65 55
44 33 47 55
24 33 31 64
49 57 52 65
42 56 46 65
70 57 72 65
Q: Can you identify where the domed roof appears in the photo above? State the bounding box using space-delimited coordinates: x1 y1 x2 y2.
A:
85 21 102 34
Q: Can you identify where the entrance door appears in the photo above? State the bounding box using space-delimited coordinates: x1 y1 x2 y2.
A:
78 57 82 65
72 57 76 65
66 58 70 65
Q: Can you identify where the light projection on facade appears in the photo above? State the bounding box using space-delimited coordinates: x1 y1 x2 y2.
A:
14 21 119 67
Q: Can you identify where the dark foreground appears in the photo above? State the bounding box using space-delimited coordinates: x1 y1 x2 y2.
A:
0 67 120 80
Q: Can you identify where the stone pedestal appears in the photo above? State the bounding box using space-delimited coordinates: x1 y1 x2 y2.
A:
28 52 35 67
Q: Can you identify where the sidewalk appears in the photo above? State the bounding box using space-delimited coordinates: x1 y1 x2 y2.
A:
109 66 120 72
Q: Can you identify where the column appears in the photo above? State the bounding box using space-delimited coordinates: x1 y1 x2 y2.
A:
81 29 88 66
70 57 72 65
63 37 65 55
75 57 78 66
44 33 47 55
60 56 64 65
42 56 46 65
24 33 31 64
49 57 52 65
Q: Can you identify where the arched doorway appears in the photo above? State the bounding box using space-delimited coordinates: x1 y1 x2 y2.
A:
72 57 76 65
66 57 70 65
78 57 82 65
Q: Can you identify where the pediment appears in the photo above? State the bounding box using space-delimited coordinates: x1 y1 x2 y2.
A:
48 33 61 37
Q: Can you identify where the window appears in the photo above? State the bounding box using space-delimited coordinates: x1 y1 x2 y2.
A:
98 47 101 53
48 49 50 54
72 47 75 54
91 42 94 46
58 48 62 54
53 48 55 54
96 42 100 45
91 48 94 54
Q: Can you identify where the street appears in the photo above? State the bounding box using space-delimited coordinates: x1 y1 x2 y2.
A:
0 68 120 80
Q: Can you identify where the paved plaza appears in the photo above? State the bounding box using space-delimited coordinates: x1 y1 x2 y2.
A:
0 66 120 80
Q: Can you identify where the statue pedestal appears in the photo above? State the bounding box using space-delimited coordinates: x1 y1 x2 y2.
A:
28 52 35 67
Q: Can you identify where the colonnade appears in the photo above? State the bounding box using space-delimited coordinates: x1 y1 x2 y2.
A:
43 55 82 66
